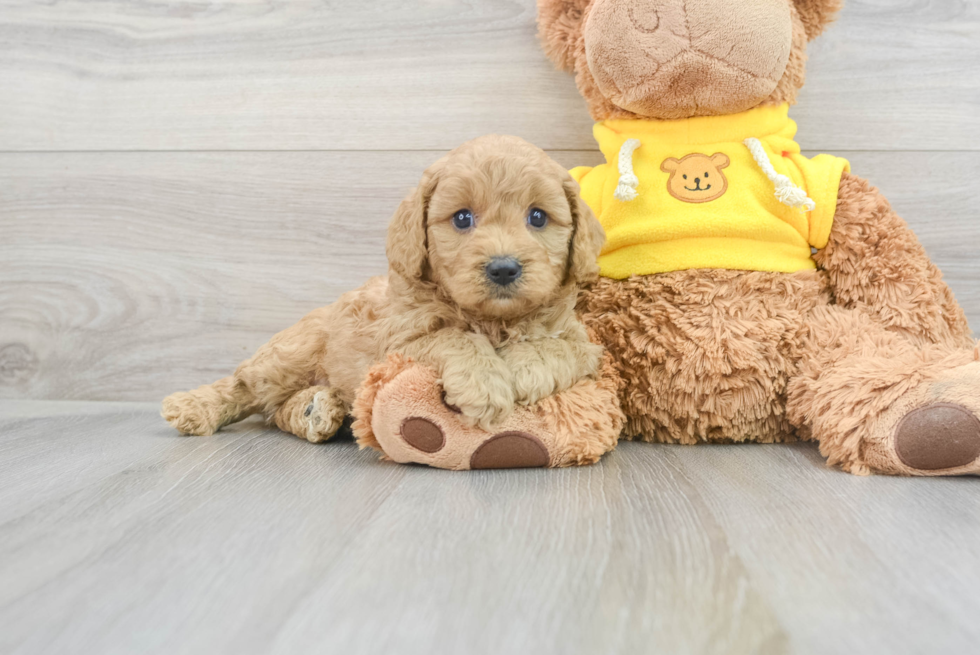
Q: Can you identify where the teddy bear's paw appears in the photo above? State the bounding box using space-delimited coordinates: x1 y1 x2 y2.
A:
398 415 551 470
468 431 551 469
360 363 559 470
861 361 980 476
893 403 980 472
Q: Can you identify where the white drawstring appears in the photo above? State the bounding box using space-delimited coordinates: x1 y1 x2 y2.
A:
614 138 642 202
744 138 816 212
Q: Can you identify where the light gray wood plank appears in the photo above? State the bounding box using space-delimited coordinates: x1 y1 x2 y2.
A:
2 150 977 403
0 149 601 402
4 402 980 654
671 442 980 654
0 405 407 655
0 402 783 655
0 0 977 152
266 443 784 655
795 0 980 152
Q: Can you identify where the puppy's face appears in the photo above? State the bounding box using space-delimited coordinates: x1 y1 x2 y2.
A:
426 156 573 319
386 135 604 320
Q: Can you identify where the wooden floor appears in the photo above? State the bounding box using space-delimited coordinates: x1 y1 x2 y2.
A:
0 401 980 654
3 400 980 654
3 1 980 653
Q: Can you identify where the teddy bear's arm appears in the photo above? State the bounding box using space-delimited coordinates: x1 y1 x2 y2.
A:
813 171 972 348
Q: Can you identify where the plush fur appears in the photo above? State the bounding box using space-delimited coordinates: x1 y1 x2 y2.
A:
352 352 623 469
356 0 980 476
532 0 980 476
162 135 607 444
540 0 815 121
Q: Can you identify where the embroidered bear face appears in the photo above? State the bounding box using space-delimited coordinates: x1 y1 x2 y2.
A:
661 153 731 203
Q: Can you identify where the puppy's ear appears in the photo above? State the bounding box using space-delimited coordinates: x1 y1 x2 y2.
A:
792 0 843 40
563 175 605 285
661 158 680 174
538 0 592 73
386 158 444 282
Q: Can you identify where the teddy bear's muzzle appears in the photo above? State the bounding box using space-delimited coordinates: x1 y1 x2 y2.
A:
583 0 793 118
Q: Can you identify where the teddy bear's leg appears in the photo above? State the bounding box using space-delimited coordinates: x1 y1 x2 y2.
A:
351 355 623 470
273 386 348 444
787 305 980 476
815 172 973 349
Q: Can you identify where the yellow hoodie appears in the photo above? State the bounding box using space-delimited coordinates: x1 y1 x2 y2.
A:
571 104 850 279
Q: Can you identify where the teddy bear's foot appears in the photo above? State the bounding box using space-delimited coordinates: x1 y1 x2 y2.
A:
399 416 551 470
893 403 980 471
859 361 980 476
351 355 622 471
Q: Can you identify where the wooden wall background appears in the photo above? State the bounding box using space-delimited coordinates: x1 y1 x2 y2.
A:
1 0 978 402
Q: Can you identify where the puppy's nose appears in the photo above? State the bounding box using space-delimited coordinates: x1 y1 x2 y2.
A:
485 256 523 287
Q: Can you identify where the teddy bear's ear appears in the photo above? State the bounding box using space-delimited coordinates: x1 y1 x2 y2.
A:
793 0 844 40
538 0 592 73
710 153 731 170
661 158 680 174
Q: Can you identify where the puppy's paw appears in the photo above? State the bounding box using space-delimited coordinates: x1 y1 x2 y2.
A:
442 365 515 431
301 389 346 443
511 362 558 407
161 392 220 436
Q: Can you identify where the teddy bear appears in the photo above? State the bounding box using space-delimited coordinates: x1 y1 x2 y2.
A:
354 0 980 476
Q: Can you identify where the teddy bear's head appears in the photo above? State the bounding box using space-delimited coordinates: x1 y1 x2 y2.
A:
538 0 843 121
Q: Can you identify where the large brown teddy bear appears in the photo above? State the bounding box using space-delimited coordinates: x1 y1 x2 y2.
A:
356 0 980 476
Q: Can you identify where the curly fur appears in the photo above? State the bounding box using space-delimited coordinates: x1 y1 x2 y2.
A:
530 0 980 476
578 172 980 475
579 269 828 444
351 352 623 469
350 353 416 455
162 135 606 441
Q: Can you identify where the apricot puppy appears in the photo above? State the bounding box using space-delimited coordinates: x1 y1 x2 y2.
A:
162 135 606 442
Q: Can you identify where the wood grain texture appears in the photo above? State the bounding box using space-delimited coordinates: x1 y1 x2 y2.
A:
677 443 980 654
1 150 977 402
1 2 978 653
2 401 979 655
0 0 978 152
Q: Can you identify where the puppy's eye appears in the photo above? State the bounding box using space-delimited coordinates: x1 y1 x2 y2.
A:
704 172 709 178
527 208 549 229
683 174 688 180
452 209 474 231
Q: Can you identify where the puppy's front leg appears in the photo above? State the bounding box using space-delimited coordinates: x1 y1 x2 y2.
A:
500 327 604 406
401 329 515 430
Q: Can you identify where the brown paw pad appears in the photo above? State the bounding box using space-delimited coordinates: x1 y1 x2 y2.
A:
894 403 980 471
400 417 446 453
470 431 550 470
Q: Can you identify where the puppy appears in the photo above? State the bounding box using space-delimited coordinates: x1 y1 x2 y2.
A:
162 135 606 443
